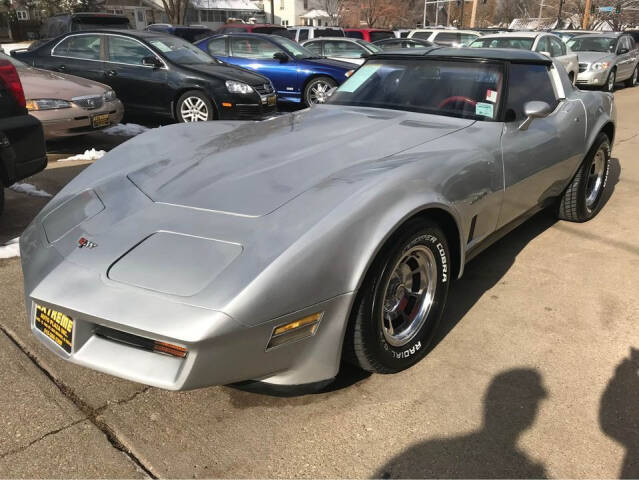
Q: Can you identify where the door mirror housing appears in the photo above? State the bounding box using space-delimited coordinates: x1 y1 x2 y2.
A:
519 101 553 131
273 51 289 63
142 55 162 68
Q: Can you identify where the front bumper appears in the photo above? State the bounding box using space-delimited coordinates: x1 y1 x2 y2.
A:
576 68 610 87
32 100 124 140
218 93 278 120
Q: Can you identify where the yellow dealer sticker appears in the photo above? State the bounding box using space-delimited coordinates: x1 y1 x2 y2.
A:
34 304 73 353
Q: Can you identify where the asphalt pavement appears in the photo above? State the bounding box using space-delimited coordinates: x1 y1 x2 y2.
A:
1 91 638 478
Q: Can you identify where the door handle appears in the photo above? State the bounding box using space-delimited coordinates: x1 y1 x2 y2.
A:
56 65 66 71
105 70 118 77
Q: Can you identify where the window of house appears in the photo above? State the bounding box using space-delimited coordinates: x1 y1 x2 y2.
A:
16 10 29 21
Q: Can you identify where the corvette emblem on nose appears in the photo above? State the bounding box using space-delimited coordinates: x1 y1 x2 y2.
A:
78 237 97 249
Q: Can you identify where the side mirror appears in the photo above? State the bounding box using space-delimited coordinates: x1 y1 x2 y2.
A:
519 101 553 131
142 56 162 68
273 51 288 63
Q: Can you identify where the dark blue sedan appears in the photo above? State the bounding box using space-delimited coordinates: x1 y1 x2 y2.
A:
196 33 354 106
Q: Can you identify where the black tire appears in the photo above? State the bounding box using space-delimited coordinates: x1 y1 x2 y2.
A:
625 66 638 88
346 219 451 374
568 71 575 85
176 90 214 123
303 76 337 106
603 69 616 92
558 132 610 222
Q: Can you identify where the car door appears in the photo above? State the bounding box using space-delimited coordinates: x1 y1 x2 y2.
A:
103 34 169 114
49 33 106 83
227 36 296 96
616 36 633 80
499 62 586 227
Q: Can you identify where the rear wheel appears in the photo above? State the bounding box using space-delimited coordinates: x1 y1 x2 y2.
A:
303 76 337 106
558 132 610 222
346 219 450 374
603 69 616 92
176 90 214 123
625 66 638 88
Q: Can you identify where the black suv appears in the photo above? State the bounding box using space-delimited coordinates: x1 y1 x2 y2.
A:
0 59 47 214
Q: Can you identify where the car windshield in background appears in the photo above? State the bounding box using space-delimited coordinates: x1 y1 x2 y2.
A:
567 36 617 52
329 59 503 121
470 37 535 50
252 27 289 35
276 36 316 59
149 37 217 64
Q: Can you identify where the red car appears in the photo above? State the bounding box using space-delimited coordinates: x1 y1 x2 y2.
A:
216 23 289 36
344 28 394 43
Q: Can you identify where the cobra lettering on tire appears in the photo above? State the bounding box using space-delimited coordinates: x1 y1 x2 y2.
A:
346 219 451 374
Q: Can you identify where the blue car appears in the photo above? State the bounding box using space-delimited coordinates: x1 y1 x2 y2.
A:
196 33 354 105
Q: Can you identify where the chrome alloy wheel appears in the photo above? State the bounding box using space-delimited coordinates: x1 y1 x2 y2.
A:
633 67 638 85
585 147 606 209
308 80 332 105
180 96 209 122
381 245 438 347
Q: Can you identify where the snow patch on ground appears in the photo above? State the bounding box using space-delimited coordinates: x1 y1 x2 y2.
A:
58 148 106 162
9 183 52 198
103 123 149 136
0 238 20 259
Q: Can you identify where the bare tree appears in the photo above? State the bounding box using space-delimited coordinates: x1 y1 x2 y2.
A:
161 0 189 24
359 0 396 27
314 0 348 25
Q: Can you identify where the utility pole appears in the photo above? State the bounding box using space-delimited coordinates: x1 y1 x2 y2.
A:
270 0 275 23
435 0 439 25
423 0 427 27
538 0 545 19
447 0 452 26
469 0 479 27
460 0 465 27
583 0 592 28
556 0 564 27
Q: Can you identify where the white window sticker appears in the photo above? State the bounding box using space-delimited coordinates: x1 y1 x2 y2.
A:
486 89 498 103
338 64 381 93
475 102 494 118
150 41 172 53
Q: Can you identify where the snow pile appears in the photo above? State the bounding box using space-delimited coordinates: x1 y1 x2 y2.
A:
9 183 52 198
58 148 106 162
104 123 149 136
0 238 20 259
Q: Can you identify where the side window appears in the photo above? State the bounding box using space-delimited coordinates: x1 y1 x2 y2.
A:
505 63 558 122
623 36 633 51
230 37 282 59
108 36 153 65
324 40 364 58
534 36 549 54
549 37 564 57
629 36 637 50
433 32 459 45
345 30 364 39
298 29 309 41
52 35 102 60
303 41 322 55
459 33 477 45
411 31 432 40
207 37 227 56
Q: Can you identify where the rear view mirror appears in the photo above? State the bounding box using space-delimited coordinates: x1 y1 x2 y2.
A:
519 101 553 131
273 51 288 63
142 56 162 68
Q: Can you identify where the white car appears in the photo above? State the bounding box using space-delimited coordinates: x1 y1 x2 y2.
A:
407 29 480 46
287 26 345 43
301 37 382 66
469 32 579 84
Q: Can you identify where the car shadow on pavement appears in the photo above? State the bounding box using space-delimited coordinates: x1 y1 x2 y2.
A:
599 347 639 478
375 368 549 478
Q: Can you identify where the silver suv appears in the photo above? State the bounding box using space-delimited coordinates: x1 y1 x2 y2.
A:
568 33 639 91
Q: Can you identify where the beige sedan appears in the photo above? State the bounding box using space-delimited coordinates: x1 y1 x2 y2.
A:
1 52 124 139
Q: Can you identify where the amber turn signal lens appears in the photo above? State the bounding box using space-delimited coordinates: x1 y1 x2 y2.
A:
273 313 322 336
153 341 188 358
222 102 233 108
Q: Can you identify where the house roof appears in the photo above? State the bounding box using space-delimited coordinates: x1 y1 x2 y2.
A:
300 9 330 19
191 0 261 10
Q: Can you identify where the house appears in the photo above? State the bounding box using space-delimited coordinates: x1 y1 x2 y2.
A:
192 0 265 28
262 0 333 27
103 0 168 29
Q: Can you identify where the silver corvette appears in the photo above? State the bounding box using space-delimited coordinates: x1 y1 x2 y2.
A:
21 48 615 391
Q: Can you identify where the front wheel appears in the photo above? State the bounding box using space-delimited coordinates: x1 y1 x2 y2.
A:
557 132 610 222
603 69 616 92
625 66 638 88
346 219 450 374
176 90 214 123
303 77 337 106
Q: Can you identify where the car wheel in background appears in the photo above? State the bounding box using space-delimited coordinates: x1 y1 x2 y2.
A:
345 219 450 374
176 90 214 122
604 69 616 92
625 66 638 88
558 132 610 222
303 77 337 106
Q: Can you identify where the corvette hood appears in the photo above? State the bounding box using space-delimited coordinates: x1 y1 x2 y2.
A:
127 106 473 217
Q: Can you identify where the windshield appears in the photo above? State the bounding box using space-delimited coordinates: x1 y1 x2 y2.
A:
470 37 534 50
149 36 217 65
357 40 382 53
274 36 317 59
329 59 503 121
567 36 617 52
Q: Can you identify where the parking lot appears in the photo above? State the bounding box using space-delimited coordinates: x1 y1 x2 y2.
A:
0 83 637 478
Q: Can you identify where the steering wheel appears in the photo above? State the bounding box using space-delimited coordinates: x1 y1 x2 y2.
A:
438 96 477 110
